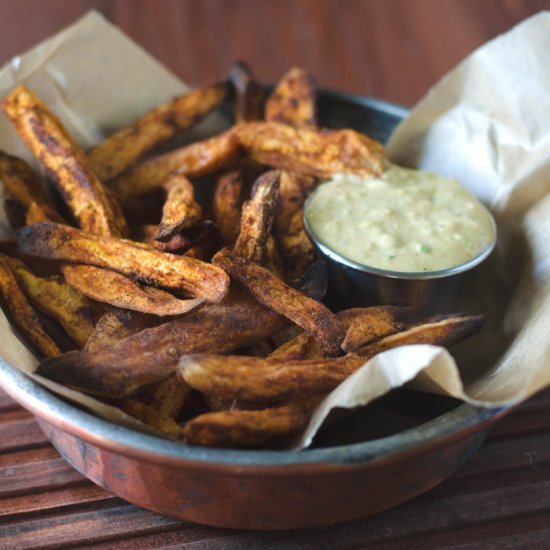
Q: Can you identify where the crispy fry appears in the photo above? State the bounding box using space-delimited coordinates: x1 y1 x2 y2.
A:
5 257 100 347
3 85 127 237
25 202 66 225
233 170 280 262
341 310 405 353
84 308 159 353
137 373 190 419
157 173 203 241
211 169 243 245
180 315 484 402
0 254 60 357
235 121 386 179
110 129 240 200
89 82 228 181
17 222 229 301
0 150 49 208
213 247 340 354
118 399 184 439
37 286 289 398
229 62 264 123
265 67 317 127
182 399 316 448
62 264 204 316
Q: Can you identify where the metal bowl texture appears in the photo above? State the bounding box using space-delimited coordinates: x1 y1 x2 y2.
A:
0 90 509 530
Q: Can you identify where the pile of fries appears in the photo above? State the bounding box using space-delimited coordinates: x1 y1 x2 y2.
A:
0 64 483 448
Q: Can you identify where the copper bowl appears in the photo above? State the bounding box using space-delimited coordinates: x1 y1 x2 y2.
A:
0 91 509 530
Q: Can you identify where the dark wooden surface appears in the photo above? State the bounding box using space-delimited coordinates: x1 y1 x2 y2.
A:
1 0 550 548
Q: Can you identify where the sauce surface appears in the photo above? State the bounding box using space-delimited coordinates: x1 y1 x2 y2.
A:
305 164 495 272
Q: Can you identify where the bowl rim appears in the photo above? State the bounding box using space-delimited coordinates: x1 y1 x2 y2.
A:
0 90 508 468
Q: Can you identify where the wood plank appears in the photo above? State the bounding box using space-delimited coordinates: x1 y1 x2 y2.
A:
0 416 49 453
0 390 18 412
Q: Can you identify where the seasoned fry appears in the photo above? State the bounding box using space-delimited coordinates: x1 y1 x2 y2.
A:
110 129 240 200
213 247 341 354
17 222 229 301
137 373 190 419
25 202 66 225
0 150 49 208
37 286 289 398
0 254 60 357
157 173 203 241
230 62 264 123
182 399 316 448
233 170 280 262
341 310 405 353
62 264 204 316
265 67 317 127
3 85 127 237
5 257 100 347
89 82 229 181
118 399 184 439
235 121 386 179
84 308 159 353
211 169 243 245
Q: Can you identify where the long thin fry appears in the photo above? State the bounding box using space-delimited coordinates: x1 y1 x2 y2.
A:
62 264 204 316
89 82 228 181
17 222 229 301
233 170 280 262
0 254 60 357
213 247 341 354
110 129 240 200
3 85 127 237
265 67 317 127
235 121 386 179
157 173 203 241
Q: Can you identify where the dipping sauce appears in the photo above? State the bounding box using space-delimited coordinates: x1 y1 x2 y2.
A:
304 164 495 273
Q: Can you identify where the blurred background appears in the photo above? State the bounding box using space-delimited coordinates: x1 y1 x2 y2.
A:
0 0 548 106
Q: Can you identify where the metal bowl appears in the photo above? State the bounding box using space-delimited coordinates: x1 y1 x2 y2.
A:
0 90 509 530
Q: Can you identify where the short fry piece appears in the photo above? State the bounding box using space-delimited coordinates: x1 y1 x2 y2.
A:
6 257 100 347
157 173 202 241
182 400 314 448
3 85 127 237
17 222 229 301
211 169 243 245
0 150 49 208
213 247 340 354
341 311 405 353
265 67 317 127
0 254 60 357
110 130 240 200
233 170 280 263
89 82 228 181
235 122 386 179
118 399 184 439
62 264 204 316
137 373 190 419
230 62 264 123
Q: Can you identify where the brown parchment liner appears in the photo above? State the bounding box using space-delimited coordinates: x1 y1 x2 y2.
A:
0 11 549 449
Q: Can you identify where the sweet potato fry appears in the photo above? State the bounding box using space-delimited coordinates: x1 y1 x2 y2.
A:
3 85 127 237
137 373 190 419
0 254 60 357
88 82 229 181
110 129 240 200
229 62 264 123
213 247 341 354
84 308 159 353
17 222 229 301
37 286 289 398
233 170 280 262
211 169 243 245
5 257 100 347
118 399 184 439
235 121 386 179
156 173 203 241
265 67 317 127
62 264 203 316
0 150 49 208
182 399 316 448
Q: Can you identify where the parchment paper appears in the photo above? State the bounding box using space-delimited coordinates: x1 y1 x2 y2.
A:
0 11 549 449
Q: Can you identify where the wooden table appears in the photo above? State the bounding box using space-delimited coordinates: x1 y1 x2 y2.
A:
1 1 550 547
